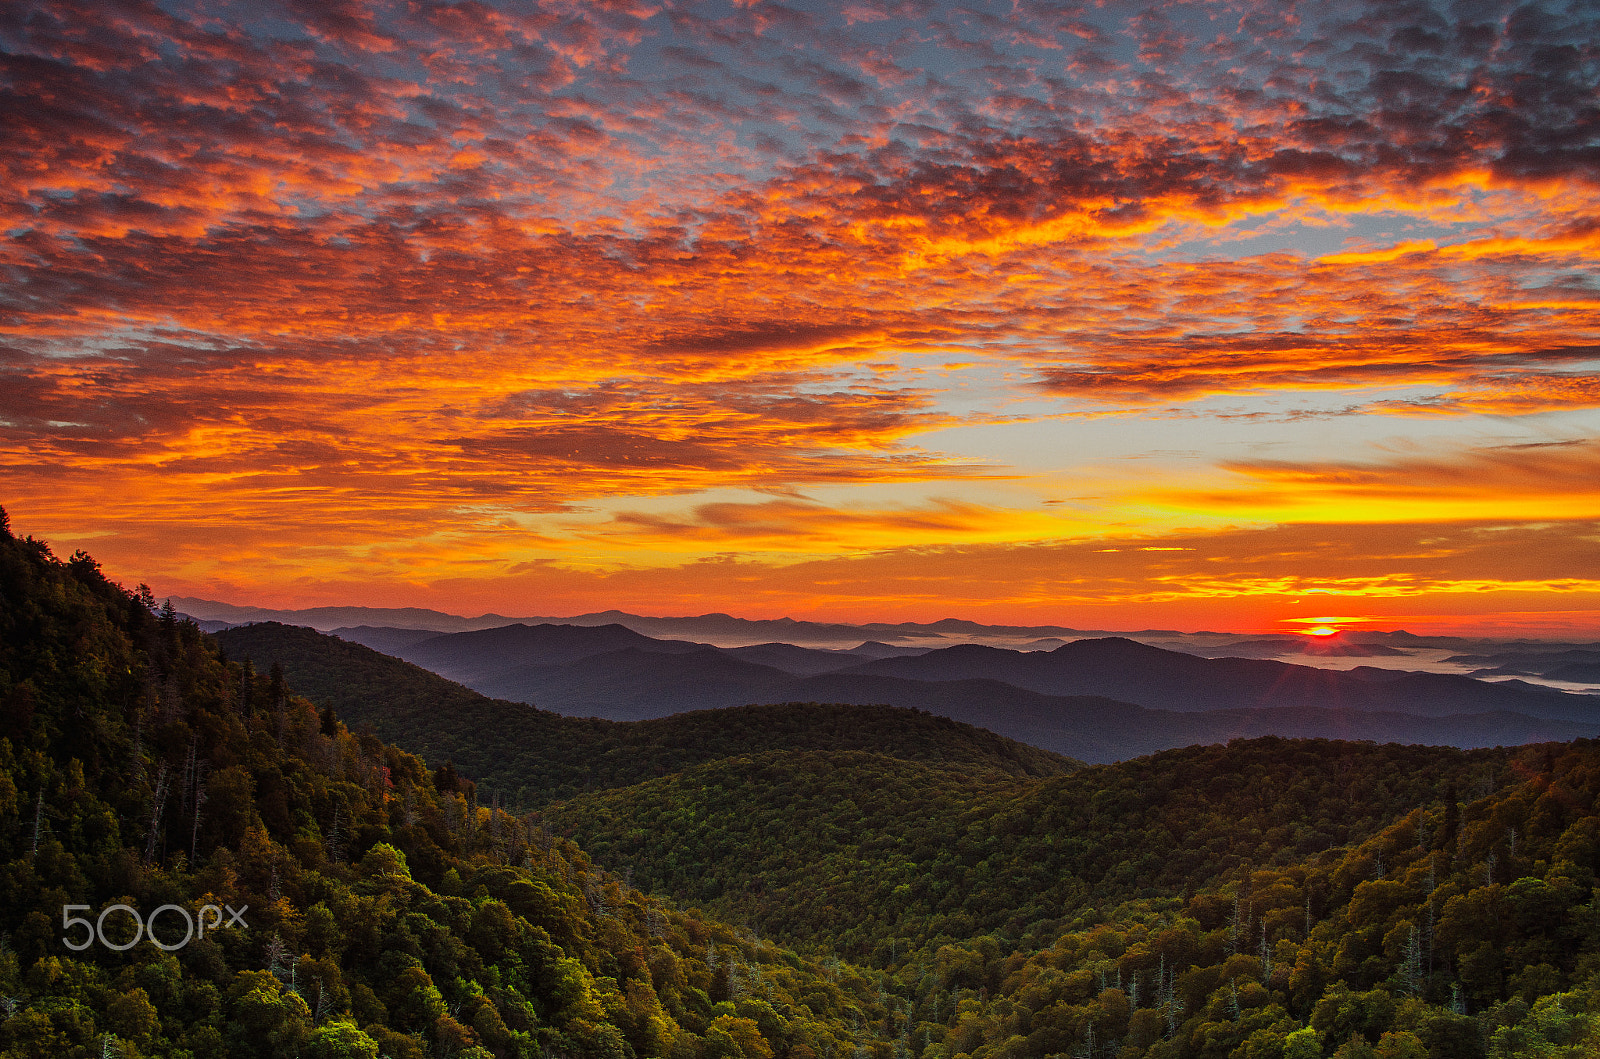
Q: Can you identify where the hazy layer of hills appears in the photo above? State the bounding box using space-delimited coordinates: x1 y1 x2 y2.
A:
331 619 1600 726
216 620 1600 766
175 596 1537 654
834 638 1596 720
213 622 1074 805
1451 647 1600 685
176 597 1151 645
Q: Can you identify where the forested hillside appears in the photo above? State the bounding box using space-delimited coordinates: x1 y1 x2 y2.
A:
214 621 1074 805
547 740 1600 1057
0 513 897 1059
543 741 1504 960
888 743 1600 1059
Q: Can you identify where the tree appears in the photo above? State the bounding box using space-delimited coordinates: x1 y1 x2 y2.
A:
1284 1027 1322 1059
1374 1031 1428 1059
305 1021 381 1059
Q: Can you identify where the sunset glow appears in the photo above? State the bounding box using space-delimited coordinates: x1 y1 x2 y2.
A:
2 0 1597 633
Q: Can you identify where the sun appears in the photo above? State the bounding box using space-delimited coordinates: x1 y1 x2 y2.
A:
1281 615 1370 637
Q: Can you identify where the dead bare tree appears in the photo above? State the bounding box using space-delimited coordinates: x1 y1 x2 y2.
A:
143 765 170 863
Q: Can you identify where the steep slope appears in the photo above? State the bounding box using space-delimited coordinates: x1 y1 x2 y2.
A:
894 741 1600 1059
548 734 1600 1055
0 515 895 1059
213 622 1077 802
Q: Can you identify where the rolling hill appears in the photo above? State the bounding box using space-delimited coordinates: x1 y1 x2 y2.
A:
252 622 1600 759
543 738 1506 958
348 621 1598 724
835 637 1600 721
213 622 1076 803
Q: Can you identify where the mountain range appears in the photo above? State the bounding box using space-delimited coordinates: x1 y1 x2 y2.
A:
366 620 1599 722
211 621 1072 803
0 511 903 1059
216 620 1600 766
178 596 1138 643
175 596 1513 653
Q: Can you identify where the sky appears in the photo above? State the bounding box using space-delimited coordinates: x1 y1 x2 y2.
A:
2 0 1598 634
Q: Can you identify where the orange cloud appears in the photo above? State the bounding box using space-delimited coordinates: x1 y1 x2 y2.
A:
102 516 1597 636
1148 437 1600 523
592 496 1060 551
3 0 1598 629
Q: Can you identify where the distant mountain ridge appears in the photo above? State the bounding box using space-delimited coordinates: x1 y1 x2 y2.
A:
341 621 1599 727
174 596 1186 644
218 621 1600 765
836 636 1600 722
212 622 1077 800
400 621 709 682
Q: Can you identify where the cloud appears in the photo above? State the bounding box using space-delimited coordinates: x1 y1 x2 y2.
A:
0 341 983 589
2 0 1597 622
5 0 1596 399
1221 436 1600 496
1145 436 1600 523
593 495 1057 549
1367 367 1600 416
111 514 1600 633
